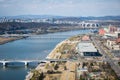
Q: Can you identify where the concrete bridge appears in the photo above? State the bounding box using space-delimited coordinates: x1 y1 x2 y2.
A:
0 59 69 66
0 60 43 66
0 58 106 67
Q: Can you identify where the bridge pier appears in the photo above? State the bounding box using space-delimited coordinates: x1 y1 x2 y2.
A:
25 62 28 66
3 62 6 66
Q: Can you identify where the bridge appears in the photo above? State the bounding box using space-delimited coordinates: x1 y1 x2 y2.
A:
0 59 69 66
0 58 106 67
79 22 100 28
0 60 42 66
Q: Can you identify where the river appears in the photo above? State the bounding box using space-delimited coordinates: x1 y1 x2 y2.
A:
0 30 90 80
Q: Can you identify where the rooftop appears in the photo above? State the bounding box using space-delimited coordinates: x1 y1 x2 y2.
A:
77 42 97 52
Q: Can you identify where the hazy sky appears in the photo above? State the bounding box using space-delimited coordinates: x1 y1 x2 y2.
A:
0 0 120 16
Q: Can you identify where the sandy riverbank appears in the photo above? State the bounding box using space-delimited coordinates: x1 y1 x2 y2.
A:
25 37 79 80
0 37 26 45
46 39 66 59
25 34 82 80
25 39 67 80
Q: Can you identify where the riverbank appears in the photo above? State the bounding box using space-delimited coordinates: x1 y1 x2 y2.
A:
25 35 80 80
0 37 26 45
0 27 90 45
0 30 91 80
46 40 65 59
25 40 67 80
0 29 81 45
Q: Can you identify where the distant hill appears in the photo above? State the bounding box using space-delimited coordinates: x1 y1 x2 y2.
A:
0 15 65 19
1 15 120 21
80 16 120 21
58 16 120 21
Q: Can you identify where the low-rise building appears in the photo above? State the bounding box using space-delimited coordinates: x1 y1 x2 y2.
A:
99 29 106 35
116 38 120 43
77 66 88 79
106 39 120 51
115 31 120 38
106 39 116 47
82 35 90 41
76 42 101 56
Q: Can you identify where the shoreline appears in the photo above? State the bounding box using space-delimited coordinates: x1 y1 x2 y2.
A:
25 34 80 80
25 39 67 80
46 39 66 59
0 28 85 45
25 34 81 80
0 31 67 45
0 37 26 45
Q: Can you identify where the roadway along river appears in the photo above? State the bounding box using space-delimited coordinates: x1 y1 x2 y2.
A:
0 30 90 80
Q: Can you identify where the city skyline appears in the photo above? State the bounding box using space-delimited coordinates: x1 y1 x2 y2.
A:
0 0 120 17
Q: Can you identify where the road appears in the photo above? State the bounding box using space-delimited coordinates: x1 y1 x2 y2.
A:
66 61 71 80
91 36 120 78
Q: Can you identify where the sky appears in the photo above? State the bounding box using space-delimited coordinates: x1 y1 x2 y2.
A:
0 0 120 17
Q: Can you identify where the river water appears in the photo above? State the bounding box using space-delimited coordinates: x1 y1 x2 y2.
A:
0 30 90 80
